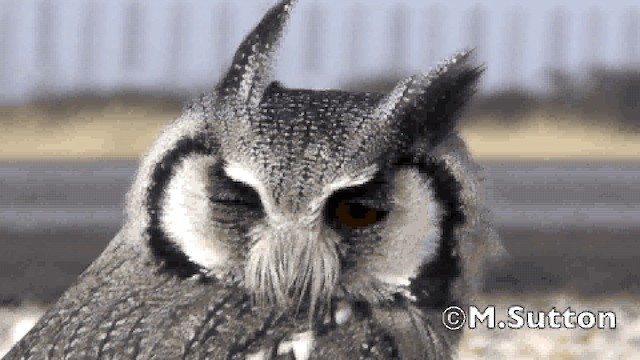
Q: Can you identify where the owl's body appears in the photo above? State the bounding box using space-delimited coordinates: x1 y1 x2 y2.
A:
4 1 502 359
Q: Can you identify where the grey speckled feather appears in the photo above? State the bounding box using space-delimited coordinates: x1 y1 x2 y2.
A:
3 1 503 359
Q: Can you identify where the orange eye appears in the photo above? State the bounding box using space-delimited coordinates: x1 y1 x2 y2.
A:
334 202 384 229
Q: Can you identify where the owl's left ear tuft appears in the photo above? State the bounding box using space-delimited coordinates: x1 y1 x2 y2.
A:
377 50 484 147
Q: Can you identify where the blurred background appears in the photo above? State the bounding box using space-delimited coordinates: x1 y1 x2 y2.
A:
1 0 639 358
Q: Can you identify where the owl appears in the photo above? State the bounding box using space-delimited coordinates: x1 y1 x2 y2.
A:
3 0 503 359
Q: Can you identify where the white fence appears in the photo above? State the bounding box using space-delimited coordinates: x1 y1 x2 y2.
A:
0 0 638 104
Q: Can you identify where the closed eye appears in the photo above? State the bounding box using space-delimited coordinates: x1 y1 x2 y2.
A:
209 166 263 210
210 196 259 207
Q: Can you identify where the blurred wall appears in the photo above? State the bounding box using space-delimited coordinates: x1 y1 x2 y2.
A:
0 0 638 104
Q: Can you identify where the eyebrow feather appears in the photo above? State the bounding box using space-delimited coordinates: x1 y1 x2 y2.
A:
304 165 379 223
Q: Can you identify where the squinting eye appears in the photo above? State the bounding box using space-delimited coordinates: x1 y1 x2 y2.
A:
333 201 387 229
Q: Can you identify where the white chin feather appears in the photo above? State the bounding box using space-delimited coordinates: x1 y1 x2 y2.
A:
277 331 315 359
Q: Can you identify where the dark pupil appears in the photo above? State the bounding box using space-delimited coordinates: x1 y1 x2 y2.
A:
348 203 370 219
334 201 383 229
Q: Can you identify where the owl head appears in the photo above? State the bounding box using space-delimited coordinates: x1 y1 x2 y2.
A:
125 0 497 315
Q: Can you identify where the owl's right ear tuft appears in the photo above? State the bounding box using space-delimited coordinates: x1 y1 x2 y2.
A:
376 50 484 147
216 0 298 108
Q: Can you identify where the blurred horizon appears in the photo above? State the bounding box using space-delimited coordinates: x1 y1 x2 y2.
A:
2 81 640 159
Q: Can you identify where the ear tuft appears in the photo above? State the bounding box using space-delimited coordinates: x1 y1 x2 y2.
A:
376 49 484 147
416 50 484 143
216 0 298 108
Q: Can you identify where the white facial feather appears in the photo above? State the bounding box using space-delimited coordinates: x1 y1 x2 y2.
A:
125 113 208 251
160 154 231 270
371 168 442 287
